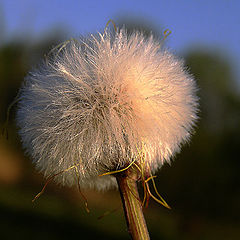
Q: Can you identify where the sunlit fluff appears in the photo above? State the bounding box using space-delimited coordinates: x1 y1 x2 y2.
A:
16 29 198 190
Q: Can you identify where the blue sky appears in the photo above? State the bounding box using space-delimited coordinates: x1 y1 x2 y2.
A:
1 0 240 85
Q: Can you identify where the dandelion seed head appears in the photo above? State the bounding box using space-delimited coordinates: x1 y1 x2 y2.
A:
17 28 198 190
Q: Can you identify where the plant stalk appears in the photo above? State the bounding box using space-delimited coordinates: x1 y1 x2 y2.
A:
116 168 150 240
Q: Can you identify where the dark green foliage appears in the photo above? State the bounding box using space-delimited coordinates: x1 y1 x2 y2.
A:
1 31 240 239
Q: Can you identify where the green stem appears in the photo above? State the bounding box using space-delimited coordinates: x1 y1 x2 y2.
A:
116 168 150 240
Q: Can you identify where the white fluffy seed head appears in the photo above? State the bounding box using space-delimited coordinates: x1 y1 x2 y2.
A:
16 28 198 190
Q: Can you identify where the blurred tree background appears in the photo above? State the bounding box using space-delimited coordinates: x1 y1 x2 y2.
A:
0 18 240 240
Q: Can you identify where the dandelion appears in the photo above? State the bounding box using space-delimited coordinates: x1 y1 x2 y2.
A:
16 26 198 239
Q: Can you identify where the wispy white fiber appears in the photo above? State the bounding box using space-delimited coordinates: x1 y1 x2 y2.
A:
16 29 198 190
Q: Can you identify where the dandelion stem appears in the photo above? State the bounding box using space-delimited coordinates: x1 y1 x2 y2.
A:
116 167 150 240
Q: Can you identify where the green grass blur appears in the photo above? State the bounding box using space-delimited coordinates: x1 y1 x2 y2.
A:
0 22 240 240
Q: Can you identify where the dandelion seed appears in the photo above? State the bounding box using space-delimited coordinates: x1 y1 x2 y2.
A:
17 28 198 190
16 25 199 239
